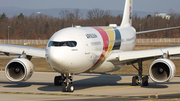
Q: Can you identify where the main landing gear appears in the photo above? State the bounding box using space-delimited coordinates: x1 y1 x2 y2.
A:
54 73 74 92
131 59 149 86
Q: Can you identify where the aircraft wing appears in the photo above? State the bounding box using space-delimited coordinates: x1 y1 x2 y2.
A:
0 44 46 58
107 46 180 64
136 26 180 35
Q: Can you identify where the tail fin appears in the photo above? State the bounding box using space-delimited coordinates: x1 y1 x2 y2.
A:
120 0 133 27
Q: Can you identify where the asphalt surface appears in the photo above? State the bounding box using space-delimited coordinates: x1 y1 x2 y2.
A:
0 71 180 101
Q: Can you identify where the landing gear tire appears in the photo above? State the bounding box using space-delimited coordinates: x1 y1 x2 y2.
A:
62 84 67 92
131 59 149 86
142 76 149 86
132 76 139 86
54 76 63 86
62 84 74 92
67 84 74 92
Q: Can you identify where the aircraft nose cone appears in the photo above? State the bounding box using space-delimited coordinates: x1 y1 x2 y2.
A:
47 47 70 69
49 49 59 59
48 48 62 63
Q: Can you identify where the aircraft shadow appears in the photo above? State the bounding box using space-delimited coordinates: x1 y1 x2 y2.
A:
37 76 180 92
1 75 180 92
3 83 32 88
141 83 168 89
0 81 53 88
38 74 126 92
141 81 180 89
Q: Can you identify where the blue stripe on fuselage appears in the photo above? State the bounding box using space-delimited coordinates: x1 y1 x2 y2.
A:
112 27 121 50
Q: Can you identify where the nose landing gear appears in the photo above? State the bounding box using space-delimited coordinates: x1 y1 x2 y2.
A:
62 74 74 92
54 73 74 92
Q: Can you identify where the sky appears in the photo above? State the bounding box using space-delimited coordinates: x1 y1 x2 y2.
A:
0 0 180 13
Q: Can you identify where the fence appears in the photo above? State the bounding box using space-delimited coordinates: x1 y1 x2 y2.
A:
0 39 49 45
136 38 180 43
0 38 180 45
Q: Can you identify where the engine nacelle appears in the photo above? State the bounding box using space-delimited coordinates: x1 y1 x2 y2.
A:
149 59 176 83
5 58 34 82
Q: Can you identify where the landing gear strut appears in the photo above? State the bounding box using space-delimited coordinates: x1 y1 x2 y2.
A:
131 59 149 86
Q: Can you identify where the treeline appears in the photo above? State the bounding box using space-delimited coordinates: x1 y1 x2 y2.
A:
0 8 180 39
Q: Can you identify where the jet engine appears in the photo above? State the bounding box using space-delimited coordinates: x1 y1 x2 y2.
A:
5 58 34 82
149 58 176 83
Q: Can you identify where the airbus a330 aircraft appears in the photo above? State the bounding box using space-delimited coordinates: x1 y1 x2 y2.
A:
1 0 180 92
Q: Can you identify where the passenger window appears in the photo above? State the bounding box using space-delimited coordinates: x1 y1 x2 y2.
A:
48 41 77 47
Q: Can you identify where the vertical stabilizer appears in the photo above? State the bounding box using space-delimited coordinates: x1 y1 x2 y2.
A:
120 0 133 27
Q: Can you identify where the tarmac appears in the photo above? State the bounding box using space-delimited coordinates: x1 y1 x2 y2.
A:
0 71 180 101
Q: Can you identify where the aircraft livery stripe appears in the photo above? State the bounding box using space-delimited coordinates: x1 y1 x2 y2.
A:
100 26 115 58
86 27 115 71
87 27 109 70
95 26 115 68
112 27 121 50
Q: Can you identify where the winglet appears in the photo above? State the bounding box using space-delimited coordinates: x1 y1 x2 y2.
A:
120 0 133 28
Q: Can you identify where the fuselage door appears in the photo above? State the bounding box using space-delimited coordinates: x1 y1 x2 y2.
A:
79 35 90 54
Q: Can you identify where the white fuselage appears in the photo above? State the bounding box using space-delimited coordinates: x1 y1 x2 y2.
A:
45 26 136 74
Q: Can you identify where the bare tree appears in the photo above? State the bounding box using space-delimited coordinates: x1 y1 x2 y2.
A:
86 8 111 26
0 10 180 39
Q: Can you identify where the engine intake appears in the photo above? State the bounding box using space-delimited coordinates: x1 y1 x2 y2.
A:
5 58 34 82
149 59 176 83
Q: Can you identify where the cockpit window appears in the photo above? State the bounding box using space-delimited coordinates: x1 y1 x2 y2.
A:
48 41 77 47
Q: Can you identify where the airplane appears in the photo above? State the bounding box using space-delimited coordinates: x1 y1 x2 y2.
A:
1 0 180 92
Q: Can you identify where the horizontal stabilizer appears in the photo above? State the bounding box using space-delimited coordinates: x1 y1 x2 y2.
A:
136 26 180 35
